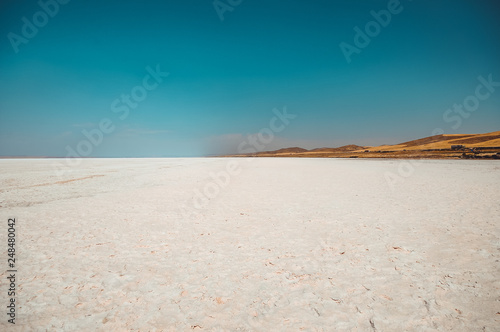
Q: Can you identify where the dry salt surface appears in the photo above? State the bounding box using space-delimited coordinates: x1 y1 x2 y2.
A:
0 158 499 331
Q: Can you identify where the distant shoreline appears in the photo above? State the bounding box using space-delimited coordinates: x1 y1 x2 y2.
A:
3 131 499 160
222 130 500 160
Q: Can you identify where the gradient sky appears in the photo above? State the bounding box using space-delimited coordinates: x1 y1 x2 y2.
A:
1 0 499 157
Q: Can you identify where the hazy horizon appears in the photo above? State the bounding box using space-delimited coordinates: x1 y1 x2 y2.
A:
1 0 499 157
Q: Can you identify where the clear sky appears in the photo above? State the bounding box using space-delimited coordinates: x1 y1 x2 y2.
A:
1 0 499 157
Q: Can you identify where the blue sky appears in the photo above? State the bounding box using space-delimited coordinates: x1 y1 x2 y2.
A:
1 0 499 157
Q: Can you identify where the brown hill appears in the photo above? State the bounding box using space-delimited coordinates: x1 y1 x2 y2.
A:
372 131 500 151
255 147 308 155
310 145 366 153
226 130 500 159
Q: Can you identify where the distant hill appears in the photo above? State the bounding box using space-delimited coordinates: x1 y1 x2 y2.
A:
225 131 500 159
310 145 366 153
256 147 308 155
372 131 500 151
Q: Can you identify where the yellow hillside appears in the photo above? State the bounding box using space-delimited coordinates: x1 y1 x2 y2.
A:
369 131 500 151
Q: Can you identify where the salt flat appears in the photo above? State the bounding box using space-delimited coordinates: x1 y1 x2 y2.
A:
0 158 499 331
